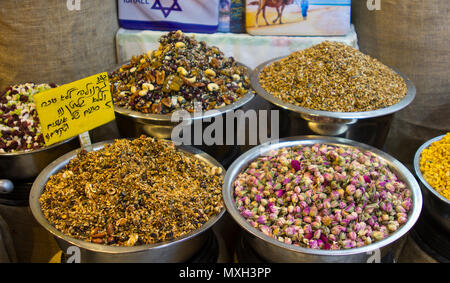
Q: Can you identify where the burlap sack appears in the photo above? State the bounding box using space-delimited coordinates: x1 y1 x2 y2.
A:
352 0 449 164
0 0 119 90
0 0 119 262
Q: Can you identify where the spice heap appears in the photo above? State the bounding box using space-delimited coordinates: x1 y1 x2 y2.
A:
110 30 251 114
420 133 450 200
40 136 224 246
0 83 57 153
234 144 411 250
259 41 407 112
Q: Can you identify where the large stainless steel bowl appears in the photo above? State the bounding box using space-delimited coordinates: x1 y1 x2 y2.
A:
114 91 254 138
414 134 450 233
223 136 422 263
0 137 79 194
29 140 226 263
112 63 255 164
251 57 416 149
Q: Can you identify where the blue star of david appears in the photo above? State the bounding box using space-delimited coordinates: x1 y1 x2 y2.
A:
151 0 182 18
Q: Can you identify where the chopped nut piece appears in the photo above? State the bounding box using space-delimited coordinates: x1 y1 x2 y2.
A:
156 70 165 85
62 171 74 179
207 83 219 92
185 77 196 84
142 83 155 91
205 69 216 77
125 234 139 246
175 42 186 48
116 218 127 227
177 67 188 76
161 97 172 107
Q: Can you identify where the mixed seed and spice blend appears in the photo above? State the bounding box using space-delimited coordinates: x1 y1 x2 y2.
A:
259 41 408 112
110 30 251 114
39 136 224 246
0 83 57 153
419 133 450 200
234 144 412 250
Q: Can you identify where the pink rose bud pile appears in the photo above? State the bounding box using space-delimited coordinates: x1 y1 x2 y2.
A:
233 144 412 250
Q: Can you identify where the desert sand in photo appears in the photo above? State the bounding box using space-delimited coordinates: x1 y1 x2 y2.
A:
247 5 350 36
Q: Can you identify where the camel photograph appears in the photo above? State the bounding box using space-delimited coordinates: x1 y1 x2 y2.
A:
246 0 351 36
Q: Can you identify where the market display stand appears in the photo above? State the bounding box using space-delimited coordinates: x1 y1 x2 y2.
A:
0 26 443 264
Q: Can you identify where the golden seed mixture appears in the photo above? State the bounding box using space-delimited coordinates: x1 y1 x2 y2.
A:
39 136 224 246
259 41 408 112
420 133 450 200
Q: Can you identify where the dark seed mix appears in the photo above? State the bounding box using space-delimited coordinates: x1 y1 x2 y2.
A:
109 30 251 114
39 136 224 247
259 41 408 112
0 83 57 153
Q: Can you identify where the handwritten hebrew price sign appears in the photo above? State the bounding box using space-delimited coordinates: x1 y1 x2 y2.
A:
34 73 115 146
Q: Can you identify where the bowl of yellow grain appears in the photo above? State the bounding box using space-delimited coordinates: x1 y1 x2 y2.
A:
414 133 450 232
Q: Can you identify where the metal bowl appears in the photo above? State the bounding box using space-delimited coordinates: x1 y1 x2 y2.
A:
414 134 450 233
114 90 254 138
223 136 422 263
29 140 226 263
251 57 416 149
0 137 79 194
112 63 255 164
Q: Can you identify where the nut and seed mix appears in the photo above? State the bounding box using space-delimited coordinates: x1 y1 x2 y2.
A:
39 136 224 246
0 83 57 153
259 41 408 112
110 30 251 114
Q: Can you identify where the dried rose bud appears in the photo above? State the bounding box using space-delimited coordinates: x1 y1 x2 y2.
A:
291 159 301 171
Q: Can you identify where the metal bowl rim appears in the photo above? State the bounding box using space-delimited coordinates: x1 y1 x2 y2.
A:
251 56 416 120
29 139 226 254
223 135 423 256
112 61 255 122
0 136 77 157
114 91 254 122
413 134 450 205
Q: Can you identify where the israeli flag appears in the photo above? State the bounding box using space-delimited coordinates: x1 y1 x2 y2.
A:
119 0 220 33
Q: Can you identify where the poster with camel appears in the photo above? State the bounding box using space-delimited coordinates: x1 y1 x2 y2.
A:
246 0 351 36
